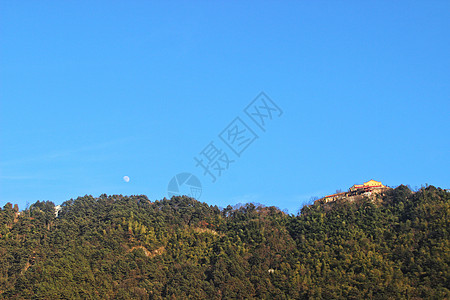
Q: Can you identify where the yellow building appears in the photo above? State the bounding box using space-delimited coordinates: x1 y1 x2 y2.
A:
349 180 385 192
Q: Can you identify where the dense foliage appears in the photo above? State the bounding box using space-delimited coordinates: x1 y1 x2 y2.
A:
0 185 448 299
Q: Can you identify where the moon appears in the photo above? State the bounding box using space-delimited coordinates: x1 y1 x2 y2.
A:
123 176 130 183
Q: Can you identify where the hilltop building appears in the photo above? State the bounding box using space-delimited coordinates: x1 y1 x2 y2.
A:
349 179 386 192
319 180 389 203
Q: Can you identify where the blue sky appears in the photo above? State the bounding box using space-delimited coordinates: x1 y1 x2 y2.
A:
1 1 449 213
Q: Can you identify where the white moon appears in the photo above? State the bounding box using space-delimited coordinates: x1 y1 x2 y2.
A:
123 176 130 183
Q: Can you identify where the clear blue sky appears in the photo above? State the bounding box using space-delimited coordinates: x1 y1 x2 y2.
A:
1 1 449 213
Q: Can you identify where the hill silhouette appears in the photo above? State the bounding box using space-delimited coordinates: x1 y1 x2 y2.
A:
0 185 448 299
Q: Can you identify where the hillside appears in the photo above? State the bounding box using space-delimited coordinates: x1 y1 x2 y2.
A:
0 185 449 299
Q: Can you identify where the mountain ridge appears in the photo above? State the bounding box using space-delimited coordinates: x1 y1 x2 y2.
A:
0 185 448 299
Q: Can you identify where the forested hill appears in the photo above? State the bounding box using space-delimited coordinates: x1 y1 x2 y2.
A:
0 185 448 299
